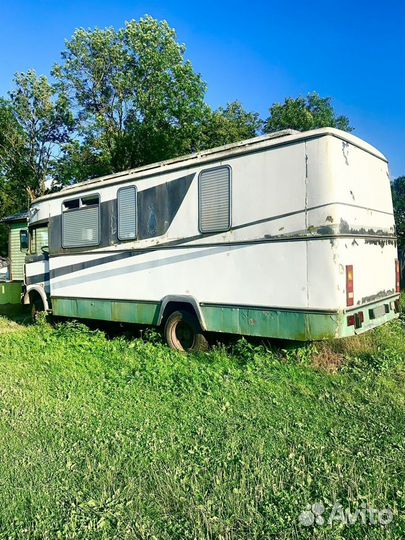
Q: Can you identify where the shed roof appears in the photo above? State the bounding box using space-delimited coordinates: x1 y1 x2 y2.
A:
0 211 29 225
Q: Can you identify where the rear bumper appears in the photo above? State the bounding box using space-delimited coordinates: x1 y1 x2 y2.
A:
339 295 400 338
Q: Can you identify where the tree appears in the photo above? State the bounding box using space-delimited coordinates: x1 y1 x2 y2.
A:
392 176 405 249
264 92 352 133
0 98 29 212
52 17 208 182
1 70 74 199
0 71 73 254
199 101 262 149
0 99 29 255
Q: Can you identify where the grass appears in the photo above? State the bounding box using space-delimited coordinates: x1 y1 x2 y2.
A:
0 308 403 539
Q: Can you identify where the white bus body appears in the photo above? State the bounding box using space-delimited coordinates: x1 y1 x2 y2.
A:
23 128 400 348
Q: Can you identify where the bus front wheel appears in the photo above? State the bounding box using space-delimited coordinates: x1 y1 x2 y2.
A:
30 294 46 323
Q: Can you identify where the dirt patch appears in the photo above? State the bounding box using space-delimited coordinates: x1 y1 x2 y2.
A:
312 346 345 373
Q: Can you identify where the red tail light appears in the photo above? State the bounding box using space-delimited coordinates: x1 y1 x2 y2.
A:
395 259 400 293
346 265 354 306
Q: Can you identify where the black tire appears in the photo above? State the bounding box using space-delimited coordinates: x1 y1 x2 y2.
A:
31 296 45 323
164 310 208 352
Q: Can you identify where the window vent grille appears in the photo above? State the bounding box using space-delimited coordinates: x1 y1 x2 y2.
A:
199 167 231 233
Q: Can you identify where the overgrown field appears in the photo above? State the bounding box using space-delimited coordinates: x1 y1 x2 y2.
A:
0 309 404 539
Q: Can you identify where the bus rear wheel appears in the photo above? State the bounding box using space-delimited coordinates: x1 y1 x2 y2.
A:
164 310 208 352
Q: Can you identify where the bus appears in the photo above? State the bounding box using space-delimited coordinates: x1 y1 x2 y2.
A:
21 128 400 351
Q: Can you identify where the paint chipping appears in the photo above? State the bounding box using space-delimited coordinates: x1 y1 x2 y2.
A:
339 219 350 234
342 141 350 165
317 226 334 235
360 289 395 305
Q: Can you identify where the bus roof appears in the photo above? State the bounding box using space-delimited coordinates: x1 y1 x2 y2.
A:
33 127 387 203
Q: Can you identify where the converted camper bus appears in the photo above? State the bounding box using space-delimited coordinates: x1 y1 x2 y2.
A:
22 128 401 351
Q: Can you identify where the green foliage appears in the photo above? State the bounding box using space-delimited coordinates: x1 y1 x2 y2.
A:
264 92 352 133
8 70 74 198
141 326 163 344
0 70 74 254
0 99 29 254
0 72 73 253
392 176 405 249
340 319 405 373
199 101 262 149
0 316 403 539
52 17 208 182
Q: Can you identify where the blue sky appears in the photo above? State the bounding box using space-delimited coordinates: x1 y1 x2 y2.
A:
1 0 404 177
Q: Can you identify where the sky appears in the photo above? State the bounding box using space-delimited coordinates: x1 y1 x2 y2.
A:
1 0 404 177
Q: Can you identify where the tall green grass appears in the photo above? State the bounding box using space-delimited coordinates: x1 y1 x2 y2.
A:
0 315 403 539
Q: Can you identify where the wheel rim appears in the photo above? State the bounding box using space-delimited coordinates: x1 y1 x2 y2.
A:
171 319 195 351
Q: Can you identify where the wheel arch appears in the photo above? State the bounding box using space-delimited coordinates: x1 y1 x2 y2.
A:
23 285 50 311
157 295 206 330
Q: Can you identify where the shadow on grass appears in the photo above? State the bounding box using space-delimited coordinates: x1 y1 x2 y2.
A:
0 305 33 329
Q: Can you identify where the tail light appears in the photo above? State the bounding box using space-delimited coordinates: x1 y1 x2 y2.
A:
346 265 354 306
395 259 400 293
346 311 364 328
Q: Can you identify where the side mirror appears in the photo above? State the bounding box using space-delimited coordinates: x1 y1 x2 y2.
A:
20 230 29 251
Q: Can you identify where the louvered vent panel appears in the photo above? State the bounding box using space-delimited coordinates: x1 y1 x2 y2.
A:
63 207 99 247
118 187 137 240
199 167 230 233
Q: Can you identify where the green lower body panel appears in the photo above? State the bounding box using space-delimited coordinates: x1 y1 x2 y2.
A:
51 295 400 341
201 297 400 341
52 297 160 326
201 304 343 340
